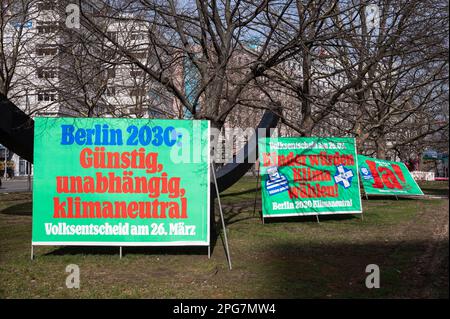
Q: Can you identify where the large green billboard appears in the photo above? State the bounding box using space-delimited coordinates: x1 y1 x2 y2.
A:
258 137 362 217
357 155 423 196
32 118 210 246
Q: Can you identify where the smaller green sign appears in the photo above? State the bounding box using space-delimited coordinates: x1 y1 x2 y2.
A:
258 137 362 218
357 155 424 196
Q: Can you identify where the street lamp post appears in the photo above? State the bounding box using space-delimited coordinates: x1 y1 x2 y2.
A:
4 148 7 179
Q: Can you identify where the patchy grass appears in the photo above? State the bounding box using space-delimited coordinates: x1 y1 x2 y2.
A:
418 181 449 197
0 178 448 298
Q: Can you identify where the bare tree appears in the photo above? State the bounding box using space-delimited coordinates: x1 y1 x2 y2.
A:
0 0 37 102
331 0 449 159
2 0 447 163
65 1 336 128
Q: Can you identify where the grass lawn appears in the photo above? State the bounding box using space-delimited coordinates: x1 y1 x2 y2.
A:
0 178 448 298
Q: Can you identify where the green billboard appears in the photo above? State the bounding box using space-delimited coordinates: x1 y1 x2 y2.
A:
32 118 210 246
357 155 423 196
258 137 362 217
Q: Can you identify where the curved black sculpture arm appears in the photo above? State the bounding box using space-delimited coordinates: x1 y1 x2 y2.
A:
0 93 34 162
214 105 280 193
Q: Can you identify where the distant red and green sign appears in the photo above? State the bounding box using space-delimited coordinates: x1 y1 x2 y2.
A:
357 155 423 196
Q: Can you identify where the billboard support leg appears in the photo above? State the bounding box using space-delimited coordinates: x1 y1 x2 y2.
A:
395 195 399 200
30 244 34 261
208 245 211 259
211 162 232 271
252 168 260 218
316 214 320 224
119 246 122 259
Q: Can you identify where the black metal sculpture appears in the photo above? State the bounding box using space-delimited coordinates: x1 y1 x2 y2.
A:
0 93 279 192
214 105 280 192
0 93 34 162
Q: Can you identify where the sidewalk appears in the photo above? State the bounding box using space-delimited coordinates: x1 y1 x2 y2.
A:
0 178 32 193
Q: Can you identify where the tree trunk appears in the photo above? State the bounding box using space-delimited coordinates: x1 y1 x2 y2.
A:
375 136 387 159
300 46 313 136
301 115 314 137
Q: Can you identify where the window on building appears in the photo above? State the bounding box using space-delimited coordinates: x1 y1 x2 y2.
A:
37 0 57 11
130 32 146 41
106 31 118 42
36 45 58 56
36 21 58 34
130 88 147 97
37 25 57 33
131 51 147 59
130 70 144 77
93 105 107 115
106 86 116 96
37 67 57 79
106 68 116 78
19 158 26 175
37 90 57 102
